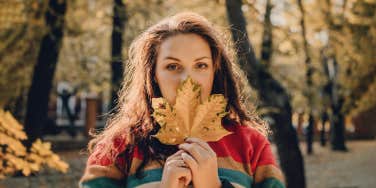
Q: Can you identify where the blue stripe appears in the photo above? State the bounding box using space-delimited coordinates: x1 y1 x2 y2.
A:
80 177 124 188
126 168 163 187
126 168 253 187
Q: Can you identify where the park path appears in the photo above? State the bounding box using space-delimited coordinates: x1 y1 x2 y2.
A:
300 140 376 188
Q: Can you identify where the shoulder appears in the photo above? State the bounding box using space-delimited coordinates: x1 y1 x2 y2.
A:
87 133 130 166
80 134 132 185
225 121 269 148
209 121 269 160
226 122 278 165
233 125 285 186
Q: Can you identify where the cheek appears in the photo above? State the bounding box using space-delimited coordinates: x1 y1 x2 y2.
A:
203 77 214 95
194 73 214 99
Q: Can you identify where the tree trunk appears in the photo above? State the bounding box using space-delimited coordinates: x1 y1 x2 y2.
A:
320 48 331 147
297 0 315 155
4 88 26 121
260 0 273 69
110 0 127 110
321 0 347 152
328 58 347 151
306 114 314 153
320 111 328 146
23 0 67 148
330 100 347 150
330 94 347 151
225 0 306 187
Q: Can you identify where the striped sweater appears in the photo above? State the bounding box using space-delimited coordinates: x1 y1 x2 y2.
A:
80 122 285 188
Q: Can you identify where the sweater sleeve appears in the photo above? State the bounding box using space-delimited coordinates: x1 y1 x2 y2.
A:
250 130 285 188
79 153 126 188
249 130 277 171
79 136 130 188
255 139 277 167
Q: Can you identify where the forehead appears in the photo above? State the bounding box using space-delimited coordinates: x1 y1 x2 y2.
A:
157 33 212 60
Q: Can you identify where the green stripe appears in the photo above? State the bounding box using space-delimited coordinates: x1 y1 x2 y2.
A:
80 171 284 188
218 168 253 187
126 168 253 187
254 177 285 188
80 177 125 188
126 168 163 187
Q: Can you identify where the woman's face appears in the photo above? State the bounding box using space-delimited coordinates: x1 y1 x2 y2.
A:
155 33 215 105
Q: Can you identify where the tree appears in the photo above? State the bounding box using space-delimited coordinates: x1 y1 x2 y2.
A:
225 0 306 187
260 0 273 69
297 0 315 154
0 1 46 118
317 0 375 150
110 0 127 110
319 47 331 146
23 0 67 148
328 57 347 151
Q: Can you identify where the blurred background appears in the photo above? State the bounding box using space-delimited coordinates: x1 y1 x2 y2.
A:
0 0 375 188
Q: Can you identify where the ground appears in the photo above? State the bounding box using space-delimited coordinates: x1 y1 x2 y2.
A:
1 139 375 188
299 140 376 188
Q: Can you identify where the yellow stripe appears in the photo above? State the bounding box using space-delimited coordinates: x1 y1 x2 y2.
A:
129 158 163 175
134 181 160 188
253 164 285 184
80 164 124 183
231 182 247 188
217 157 253 176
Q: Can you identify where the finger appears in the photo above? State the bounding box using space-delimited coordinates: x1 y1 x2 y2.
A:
184 171 192 186
167 161 192 184
181 152 198 172
185 137 216 156
178 178 186 188
166 150 185 161
166 159 187 168
177 167 192 186
172 149 185 157
179 142 209 162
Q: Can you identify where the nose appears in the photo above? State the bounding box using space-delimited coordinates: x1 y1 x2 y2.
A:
180 71 189 82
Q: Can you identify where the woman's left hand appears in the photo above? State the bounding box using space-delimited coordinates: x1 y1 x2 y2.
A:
178 137 222 188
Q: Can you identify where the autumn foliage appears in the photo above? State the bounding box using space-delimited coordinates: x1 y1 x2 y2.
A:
0 109 68 179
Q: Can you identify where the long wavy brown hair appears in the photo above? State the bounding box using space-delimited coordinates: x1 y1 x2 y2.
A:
87 11 267 178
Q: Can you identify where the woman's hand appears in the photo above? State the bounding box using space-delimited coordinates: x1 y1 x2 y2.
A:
160 150 192 188
178 137 222 188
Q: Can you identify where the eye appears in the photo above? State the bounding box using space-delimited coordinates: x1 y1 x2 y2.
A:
166 63 181 71
196 63 208 69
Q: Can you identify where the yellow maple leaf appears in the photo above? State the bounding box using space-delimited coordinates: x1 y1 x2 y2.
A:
151 76 232 145
0 110 69 178
0 110 27 140
46 154 69 173
31 139 53 156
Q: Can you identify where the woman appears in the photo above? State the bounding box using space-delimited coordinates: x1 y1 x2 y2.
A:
79 12 285 188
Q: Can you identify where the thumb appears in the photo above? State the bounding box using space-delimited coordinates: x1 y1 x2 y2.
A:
184 171 192 186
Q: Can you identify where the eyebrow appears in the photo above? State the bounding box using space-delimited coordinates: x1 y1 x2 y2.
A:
163 56 211 61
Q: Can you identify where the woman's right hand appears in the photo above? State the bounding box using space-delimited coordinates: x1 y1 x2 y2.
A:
160 150 192 188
